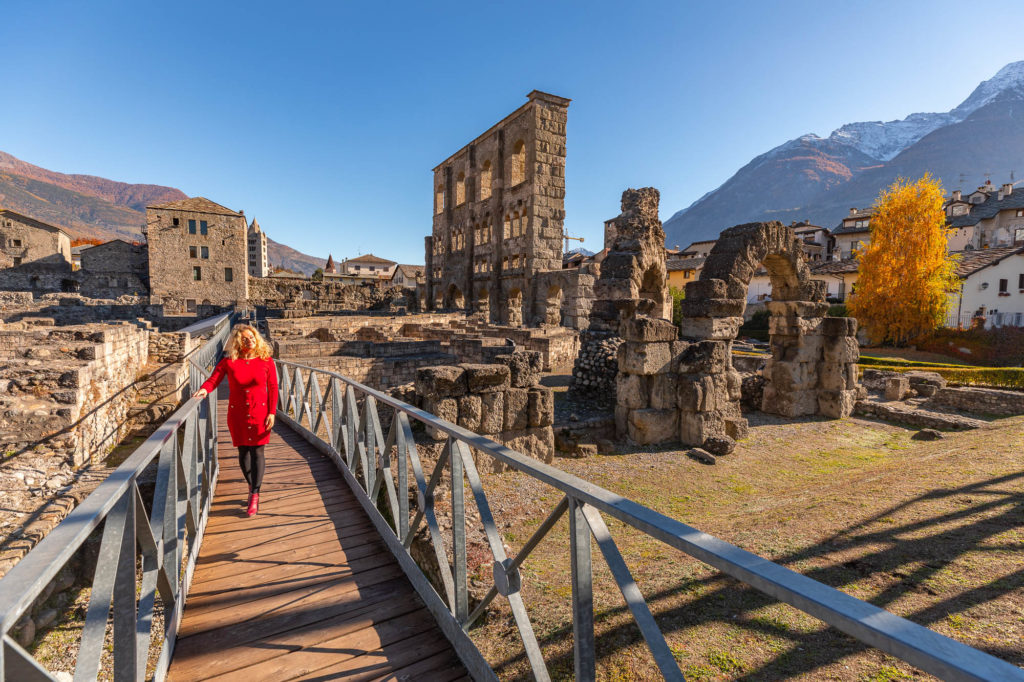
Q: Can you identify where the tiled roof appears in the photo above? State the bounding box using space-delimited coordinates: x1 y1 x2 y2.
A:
667 257 705 272
832 223 871 236
394 264 423 278
345 253 397 265
146 197 242 216
947 190 1024 228
811 258 859 275
0 208 71 237
951 246 1024 277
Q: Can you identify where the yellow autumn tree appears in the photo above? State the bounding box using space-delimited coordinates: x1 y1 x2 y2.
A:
848 174 958 345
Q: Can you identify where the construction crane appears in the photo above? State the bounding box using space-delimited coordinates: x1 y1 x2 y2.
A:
562 232 585 254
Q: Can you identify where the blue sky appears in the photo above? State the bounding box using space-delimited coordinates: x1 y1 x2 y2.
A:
2 1 1022 263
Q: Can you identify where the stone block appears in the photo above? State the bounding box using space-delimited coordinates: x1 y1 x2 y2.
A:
885 376 910 402
424 396 458 440
823 336 859 364
703 435 736 456
500 427 555 463
684 279 727 300
457 395 482 432
678 316 742 341
649 373 678 409
594 279 638 301
686 448 716 465
818 362 848 392
679 410 724 446
627 408 678 445
495 352 542 388
503 388 530 431
822 317 857 337
765 300 830 318
618 342 672 375
677 340 728 374
528 387 554 427
766 360 816 392
415 365 467 398
479 392 504 434
679 298 746 319
725 370 742 401
616 373 649 409
600 252 640 280
905 370 946 393
620 316 678 342
677 376 703 412
669 340 692 372
769 316 823 337
762 386 819 417
724 417 749 441
818 389 857 418
463 363 511 393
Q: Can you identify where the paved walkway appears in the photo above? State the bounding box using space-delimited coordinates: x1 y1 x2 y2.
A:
167 397 469 681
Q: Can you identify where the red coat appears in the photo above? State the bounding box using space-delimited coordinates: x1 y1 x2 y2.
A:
201 357 278 446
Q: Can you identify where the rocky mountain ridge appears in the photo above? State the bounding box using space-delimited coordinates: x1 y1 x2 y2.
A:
0 152 326 274
664 61 1024 246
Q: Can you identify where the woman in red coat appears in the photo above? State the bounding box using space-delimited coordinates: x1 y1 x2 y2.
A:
193 324 278 516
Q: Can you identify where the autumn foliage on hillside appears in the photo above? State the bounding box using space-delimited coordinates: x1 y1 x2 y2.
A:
70 237 104 247
848 174 959 346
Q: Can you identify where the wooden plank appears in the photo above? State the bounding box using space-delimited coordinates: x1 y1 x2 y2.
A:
168 401 467 681
170 579 424 679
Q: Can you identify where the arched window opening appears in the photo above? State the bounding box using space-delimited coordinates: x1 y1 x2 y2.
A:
544 285 563 326
456 171 466 206
503 214 512 240
435 185 445 215
480 160 492 201
507 288 523 326
507 140 526 187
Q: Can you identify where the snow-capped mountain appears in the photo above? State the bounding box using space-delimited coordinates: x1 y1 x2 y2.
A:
663 61 1024 246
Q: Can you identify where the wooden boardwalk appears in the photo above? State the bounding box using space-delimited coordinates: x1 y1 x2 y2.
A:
168 397 470 682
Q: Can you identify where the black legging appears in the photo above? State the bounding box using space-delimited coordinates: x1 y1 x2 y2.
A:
237 445 266 493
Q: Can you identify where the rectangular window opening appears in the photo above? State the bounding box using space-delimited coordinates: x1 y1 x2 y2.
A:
999 278 1008 293
188 219 196 234
225 267 233 282
201 246 209 259
189 246 197 258
200 220 208 235
193 266 202 281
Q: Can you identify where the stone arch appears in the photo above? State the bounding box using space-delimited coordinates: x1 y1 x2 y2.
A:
638 264 667 319
678 221 858 426
446 283 465 309
433 288 444 308
507 140 526 187
455 171 466 206
480 160 492 201
506 288 523 326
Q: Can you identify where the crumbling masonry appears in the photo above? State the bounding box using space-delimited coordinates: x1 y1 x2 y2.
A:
597 197 860 448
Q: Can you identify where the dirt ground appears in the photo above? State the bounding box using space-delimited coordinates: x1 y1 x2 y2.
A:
466 411 1024 681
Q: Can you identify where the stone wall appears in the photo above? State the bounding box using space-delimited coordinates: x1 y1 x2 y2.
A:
0 323 150 465
79 240 149 299
926 386 1024 416
534 268 595 330
249 276 415 315
414 353 554 468
266 312 467 340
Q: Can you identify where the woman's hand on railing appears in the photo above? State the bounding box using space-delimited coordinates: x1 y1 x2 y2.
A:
192 388 208 400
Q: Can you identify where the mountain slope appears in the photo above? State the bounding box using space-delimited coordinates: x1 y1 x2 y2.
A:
0 151 326 274
664 61 1024 245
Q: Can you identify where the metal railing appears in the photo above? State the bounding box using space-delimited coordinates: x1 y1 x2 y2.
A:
0 315 233 682
276 359 1024 682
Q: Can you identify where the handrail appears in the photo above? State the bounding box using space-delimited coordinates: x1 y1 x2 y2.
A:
0 315 234 681
275 358 1024 682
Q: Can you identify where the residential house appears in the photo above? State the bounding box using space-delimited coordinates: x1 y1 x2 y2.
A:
391 264 424 287
810 259 859 303
831 208 872 260
945 181 1024 251
0 208 72 268
667 256 704 290
946 246 1024 328
338 254 397 281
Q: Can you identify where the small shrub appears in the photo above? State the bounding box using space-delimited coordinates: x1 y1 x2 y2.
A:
670 286 685 326
860 364 1024 390
827 304 848 317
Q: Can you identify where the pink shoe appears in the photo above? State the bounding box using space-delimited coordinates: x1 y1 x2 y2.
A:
247 492 259 517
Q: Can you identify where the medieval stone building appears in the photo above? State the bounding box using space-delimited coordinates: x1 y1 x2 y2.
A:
247 218 270 277
0 208 75 292
145 197 249 312
79 239 148 298
425 90 571 326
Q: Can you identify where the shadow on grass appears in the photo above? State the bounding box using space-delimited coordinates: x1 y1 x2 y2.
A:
491 470 1024 680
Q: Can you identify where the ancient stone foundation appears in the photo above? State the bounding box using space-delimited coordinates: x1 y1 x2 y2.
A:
414 353 554 469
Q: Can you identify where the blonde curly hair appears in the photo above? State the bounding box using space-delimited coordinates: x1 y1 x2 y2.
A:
226 324 273 360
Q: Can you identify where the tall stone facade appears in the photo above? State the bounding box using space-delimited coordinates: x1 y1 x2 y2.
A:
247 218 270 277
145 197 249 312
425 90 570 327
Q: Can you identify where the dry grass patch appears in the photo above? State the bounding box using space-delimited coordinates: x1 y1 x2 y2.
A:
469 414 1024 680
